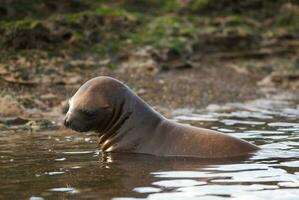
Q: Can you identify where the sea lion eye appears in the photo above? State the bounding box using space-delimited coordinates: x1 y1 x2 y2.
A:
80 109 96 118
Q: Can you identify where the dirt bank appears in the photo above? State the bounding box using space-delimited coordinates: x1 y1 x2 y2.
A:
0 0 298 130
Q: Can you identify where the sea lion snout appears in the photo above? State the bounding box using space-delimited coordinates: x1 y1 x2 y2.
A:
64 115 70 127
64 110 94 132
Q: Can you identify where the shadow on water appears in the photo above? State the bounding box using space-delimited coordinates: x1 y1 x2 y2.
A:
0 93 299 200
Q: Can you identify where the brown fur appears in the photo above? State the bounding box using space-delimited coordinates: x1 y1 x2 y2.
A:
64 76 259 158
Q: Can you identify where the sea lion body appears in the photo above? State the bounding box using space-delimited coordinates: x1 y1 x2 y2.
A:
64 76 259 158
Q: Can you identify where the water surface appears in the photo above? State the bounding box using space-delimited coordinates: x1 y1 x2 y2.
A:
0 93 298 199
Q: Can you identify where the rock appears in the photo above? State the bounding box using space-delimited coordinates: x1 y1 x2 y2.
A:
2 76 38 85
64 75 82 85
137 88 147 95
229 64 249 74
40 93 57 101
160 60 193 70
17 95 49 111
0 64 8 75
258 75 274 87
46 18 75 42
0 96 23 117
26 119 56 130
0 117 29 126
102 15 138 31
119 47 159 74
0 0 88 21
152 48 193 71
258 72 299 89
2 23 58 50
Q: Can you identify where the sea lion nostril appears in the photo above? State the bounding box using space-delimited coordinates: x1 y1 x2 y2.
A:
64 117 70 127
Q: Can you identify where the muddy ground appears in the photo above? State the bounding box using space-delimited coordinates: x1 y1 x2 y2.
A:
0 55 296 124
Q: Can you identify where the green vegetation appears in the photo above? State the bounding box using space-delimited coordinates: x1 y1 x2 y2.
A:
0 0 298 62
0 18 40 29
130 15 195 51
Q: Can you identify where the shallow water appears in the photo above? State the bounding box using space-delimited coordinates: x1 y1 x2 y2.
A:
1 93 299 200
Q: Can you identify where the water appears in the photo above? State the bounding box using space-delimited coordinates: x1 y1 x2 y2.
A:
0 94 299 200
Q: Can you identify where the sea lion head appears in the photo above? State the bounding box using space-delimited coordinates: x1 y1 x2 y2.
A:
64 76 127 133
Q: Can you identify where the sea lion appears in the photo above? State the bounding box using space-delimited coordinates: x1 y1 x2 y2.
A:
64 76 259 158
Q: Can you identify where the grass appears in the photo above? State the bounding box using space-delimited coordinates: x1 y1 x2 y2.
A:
0 0 298 63
0 18 40 29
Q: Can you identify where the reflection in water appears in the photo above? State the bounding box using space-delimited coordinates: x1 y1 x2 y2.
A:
0 93 299 200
